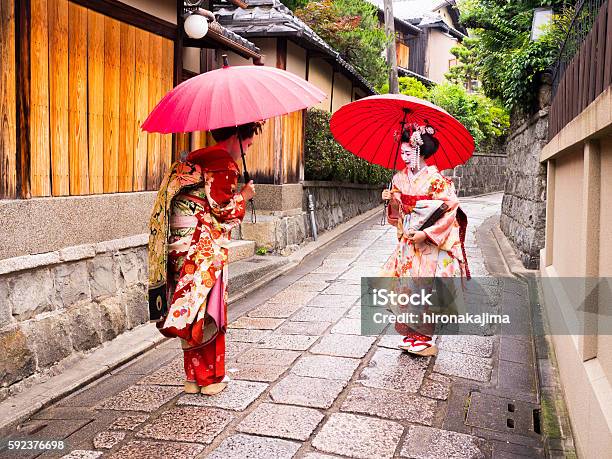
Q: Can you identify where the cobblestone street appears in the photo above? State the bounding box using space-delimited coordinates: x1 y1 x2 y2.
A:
4 193 546 459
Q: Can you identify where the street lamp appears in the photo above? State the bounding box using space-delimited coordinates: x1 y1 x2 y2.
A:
183 8 214 39
531 7 553 41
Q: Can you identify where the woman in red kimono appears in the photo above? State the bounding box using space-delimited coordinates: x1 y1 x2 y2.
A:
148 122 260 395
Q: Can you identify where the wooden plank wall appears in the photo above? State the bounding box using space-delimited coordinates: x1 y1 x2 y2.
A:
0 0 16 198
15 0 174 197
549 0 611 140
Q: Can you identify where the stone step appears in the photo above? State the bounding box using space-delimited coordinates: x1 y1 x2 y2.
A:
227 239 256 263
227 255 288 294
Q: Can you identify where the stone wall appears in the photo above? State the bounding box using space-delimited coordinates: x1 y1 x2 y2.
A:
303 181 383 233
500 83 551 269
241 182 383 254
447 153 508 197
0 236 148 401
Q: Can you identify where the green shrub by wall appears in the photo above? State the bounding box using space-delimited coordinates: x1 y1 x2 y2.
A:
304 109 393 185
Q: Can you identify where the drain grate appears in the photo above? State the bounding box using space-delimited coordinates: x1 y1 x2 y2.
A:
465 391 541 438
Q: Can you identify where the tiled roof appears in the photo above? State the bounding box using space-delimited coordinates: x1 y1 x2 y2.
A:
214 0 376 93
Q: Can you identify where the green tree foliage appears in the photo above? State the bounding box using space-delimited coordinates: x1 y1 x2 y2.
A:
280 0 309 11
380 77 510 148
379 76 430 100
304 109 392 184
296 0 390 88
456 0 571 111
444 37 479 88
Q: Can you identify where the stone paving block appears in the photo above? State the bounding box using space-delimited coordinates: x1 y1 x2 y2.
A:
377 333 403 349
236 348 301 366
346 306 361 319
310 334 375 358
341 386 436 425
267 289 319 305
236 402 324 441
92 431 126 449
270 374 346 409
419 377 451 400
108 414 149 431
226 341 250 360
257 334 318 351
95 385 182 412
61 451 103 459
312 412 404 458
438 335 494 358
433 349 493 382
340 266 381 280
106 440 205 459
323 282 363 296
299 273 340 282
302 454 338 459
290 280 330 292
207 434 300 459
291 355 360 381
291 307 347 323
247 302 303 319
225 328 271 343
229 364 287 382
277 321 330 336
311 262 352 274
358 348 429 393
135 406 233 443
228 317 285 330
177 380 268 411
137 358 183 386
330 318 364 335
307 294 359 308
400 425 487 459
499 336 532 364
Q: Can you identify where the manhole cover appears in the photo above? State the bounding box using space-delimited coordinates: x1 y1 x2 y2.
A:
466 391 541 438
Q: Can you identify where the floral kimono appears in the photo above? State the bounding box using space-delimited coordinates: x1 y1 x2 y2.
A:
381 165 468 279
381 165 469 339
148 146 246 387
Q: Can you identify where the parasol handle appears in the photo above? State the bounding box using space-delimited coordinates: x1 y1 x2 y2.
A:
381 108 410 226
238 131 257 223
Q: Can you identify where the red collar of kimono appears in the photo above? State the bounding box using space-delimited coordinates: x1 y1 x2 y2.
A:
186 146 240 173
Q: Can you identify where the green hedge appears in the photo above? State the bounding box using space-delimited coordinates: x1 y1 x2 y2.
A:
304 109 393 185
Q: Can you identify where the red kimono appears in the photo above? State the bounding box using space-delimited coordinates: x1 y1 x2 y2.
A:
156 146 246 387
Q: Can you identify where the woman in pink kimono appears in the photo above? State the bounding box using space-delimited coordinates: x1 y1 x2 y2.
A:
381 124 469 356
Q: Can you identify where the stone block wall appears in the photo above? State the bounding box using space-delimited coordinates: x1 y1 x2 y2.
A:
303 181 383 233
499 83 551 269
447 154 508 197
0 236 148 401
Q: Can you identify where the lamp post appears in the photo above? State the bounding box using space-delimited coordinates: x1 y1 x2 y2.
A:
531 7 553 41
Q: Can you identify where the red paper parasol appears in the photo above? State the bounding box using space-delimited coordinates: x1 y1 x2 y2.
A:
330 94 474 171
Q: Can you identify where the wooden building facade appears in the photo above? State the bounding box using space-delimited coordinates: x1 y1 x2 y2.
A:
0 0 262 200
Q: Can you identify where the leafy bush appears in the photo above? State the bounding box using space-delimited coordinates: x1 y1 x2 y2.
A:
280 0 309 11
304 109 392 184
296 0 390 88
380 77 510 148
379 76 430 100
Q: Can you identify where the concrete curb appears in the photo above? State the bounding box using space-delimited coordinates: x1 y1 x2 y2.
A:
0 205 384 434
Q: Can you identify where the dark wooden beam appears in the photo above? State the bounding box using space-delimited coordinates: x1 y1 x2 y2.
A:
15 0 30 198
329 68 335 112
305 48 310 80
71 0 177 40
